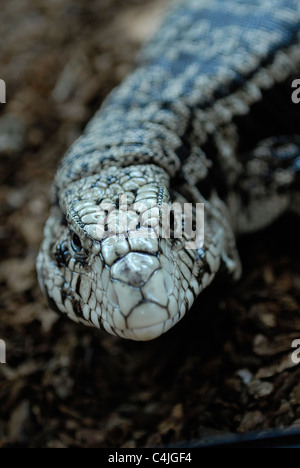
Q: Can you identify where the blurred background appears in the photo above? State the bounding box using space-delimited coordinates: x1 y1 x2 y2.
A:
1 0 300 448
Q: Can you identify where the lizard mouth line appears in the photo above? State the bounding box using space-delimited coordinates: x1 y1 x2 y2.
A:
103 314 181 342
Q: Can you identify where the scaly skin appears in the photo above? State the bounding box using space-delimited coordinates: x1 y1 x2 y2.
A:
37 0 300 340
38 164 239 340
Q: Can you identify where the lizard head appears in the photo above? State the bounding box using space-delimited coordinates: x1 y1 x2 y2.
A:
37 165 212 341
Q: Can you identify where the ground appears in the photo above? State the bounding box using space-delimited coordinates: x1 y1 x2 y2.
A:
1 0 300 448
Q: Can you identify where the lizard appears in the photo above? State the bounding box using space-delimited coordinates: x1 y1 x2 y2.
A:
37 0 300 341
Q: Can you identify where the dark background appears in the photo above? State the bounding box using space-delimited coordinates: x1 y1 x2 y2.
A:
1 0 300 448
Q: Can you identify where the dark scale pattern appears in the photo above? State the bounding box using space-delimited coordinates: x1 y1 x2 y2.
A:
54 0 300 196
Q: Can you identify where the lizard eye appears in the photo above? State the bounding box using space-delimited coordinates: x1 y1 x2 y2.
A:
71 232 84 253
